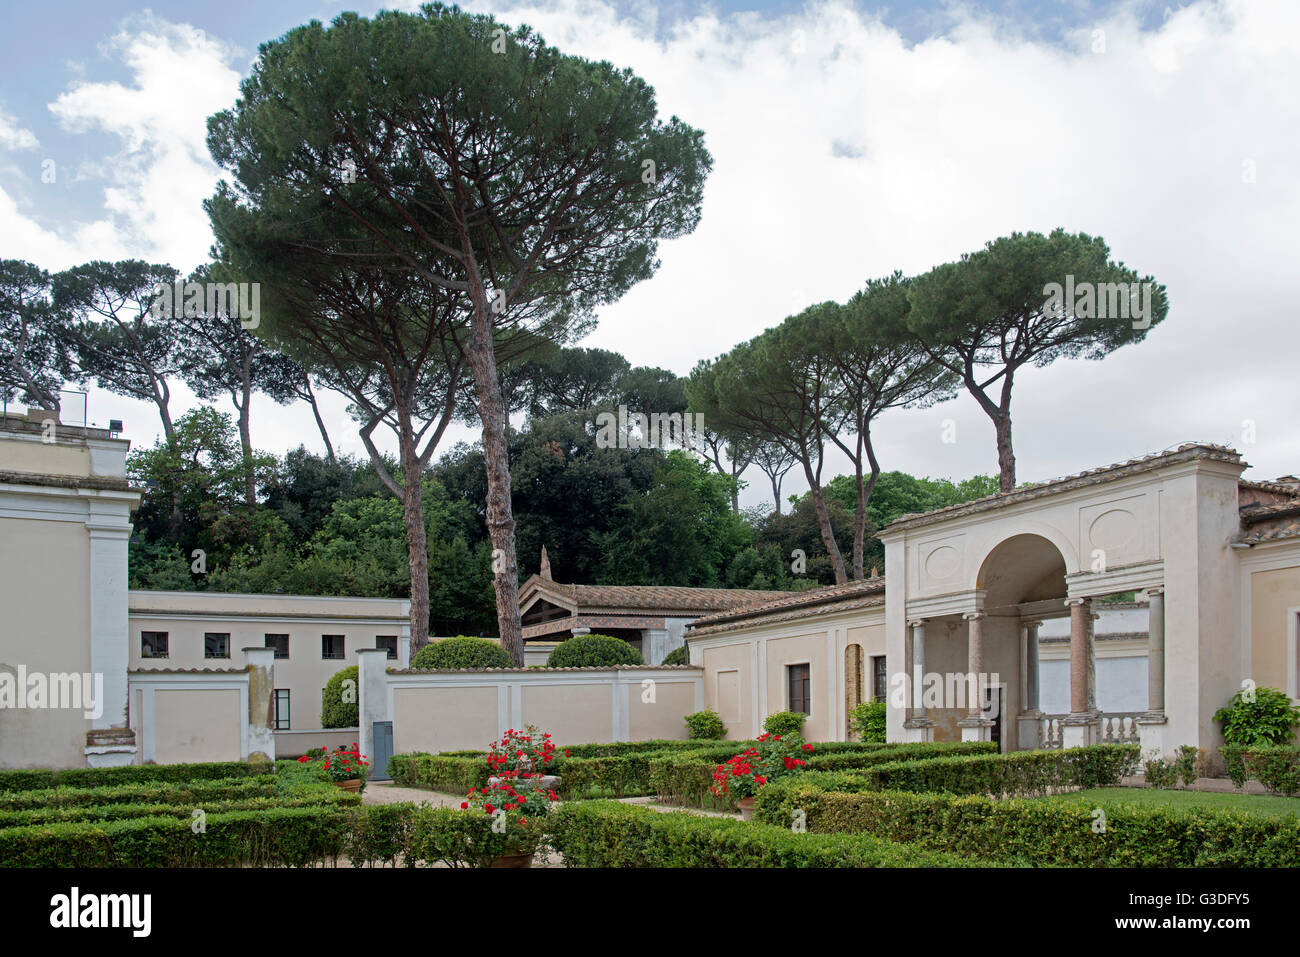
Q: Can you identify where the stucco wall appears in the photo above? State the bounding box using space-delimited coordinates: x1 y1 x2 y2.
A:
393 685 499 754
128 591 409 731
1249 564 1300 699
0 517 92 768
701 642 754 738
151 688 241 764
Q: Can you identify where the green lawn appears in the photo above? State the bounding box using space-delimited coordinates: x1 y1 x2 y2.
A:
1044 786 1300 818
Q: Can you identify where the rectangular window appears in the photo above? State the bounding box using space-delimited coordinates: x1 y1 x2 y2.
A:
273 689 291 730
204 633 230 659
787 662 811 715
141 631 169 660
872 655 888 702
376 636 397 660
321 635 345 660
265 634 289 659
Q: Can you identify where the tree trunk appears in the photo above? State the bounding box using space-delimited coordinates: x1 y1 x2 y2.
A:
771 475 782 514
800 458 848 584
993 407 1015 493
237 384 256 508
398 417 431 651
465 294 525 666
303 379 336 462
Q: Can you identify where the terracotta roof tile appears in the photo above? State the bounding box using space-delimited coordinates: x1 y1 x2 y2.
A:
688 577 886 636
882 443 1244 534
522 576 792 613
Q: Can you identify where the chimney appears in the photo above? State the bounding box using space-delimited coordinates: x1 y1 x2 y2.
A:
540 545 552 580
1275 475 1300 491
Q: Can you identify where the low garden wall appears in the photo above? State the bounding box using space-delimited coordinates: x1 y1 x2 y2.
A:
358 652 704 759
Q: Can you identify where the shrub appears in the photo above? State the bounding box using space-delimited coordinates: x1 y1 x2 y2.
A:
850 701 887 743
411 636 512 670
550 800 988 868
545 634 643 668
1221 745 1249 789
321 666 359 728
1213 686 1300 746
1174 745 1201 787
388 754 487 793
0 761 272 793
0 776 277 811
752 780 1300 867
1143 755 1179 789
297 745 371 791
0 806 356 867
845 745 1140 798
1243 746 1300 796
684 710 726 740
661 646 689 665
763 711 806 737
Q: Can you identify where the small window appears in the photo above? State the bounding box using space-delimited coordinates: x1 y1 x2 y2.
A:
787 662 811 715
265 634 289 659
204 633 230 659
273 689 291 730
376 636 397 660
872 655 888 702
321 635 345 660
141 631 169 659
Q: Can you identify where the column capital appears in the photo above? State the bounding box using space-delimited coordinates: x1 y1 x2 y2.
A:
1145 586 1165 597
1021 619 1044 630
1064 596 1090 607
907 618 927 629
962 611 985 621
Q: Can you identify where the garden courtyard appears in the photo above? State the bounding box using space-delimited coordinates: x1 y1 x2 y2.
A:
4 720 1298 868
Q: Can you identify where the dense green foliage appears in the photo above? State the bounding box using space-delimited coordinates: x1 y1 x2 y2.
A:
320 666 359 728
684 710 725 739
763 710 806 736
842 745 1139 797
661 646 690 666
546 634 644 668
411 636 512 670
0 760 272 793
753 778 1300 867
850 701 887 742
1213 686 1300 746
550 800 988 868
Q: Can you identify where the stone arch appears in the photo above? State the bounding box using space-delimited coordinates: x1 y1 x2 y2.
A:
966 520 1078 594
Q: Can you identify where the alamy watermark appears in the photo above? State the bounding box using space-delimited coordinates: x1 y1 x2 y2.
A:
1042 275 1153 329
150 279 260 330
594 406 705 452
0 666 104 719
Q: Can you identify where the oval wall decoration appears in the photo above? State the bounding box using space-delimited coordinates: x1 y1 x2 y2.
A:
923 544 961 580
1088 508 1137 552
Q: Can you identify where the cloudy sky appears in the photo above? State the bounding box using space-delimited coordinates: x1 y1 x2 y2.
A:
2 0 1297 508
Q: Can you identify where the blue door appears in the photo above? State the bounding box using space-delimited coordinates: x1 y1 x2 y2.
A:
371 720 394 780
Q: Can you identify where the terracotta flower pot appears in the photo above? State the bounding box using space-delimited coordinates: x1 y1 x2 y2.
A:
334 779 362 793
737 797 756 821
490 851 535 868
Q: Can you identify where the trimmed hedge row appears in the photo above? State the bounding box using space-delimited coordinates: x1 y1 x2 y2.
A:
0 775 278 810
0 789 360 829
848 745 1140 797
751 781 1300 867
0 760 274 793
549 800 993 868
0 805 358 867
1222 745 1300 796
648 741 1000 811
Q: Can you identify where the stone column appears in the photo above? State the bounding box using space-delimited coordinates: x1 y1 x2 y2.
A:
357 649 391 779
1062 598 1099 748
397 631 411 670
245 647 276 763
902 619 934 742
1145 587 1165 714
1138 587 1168 758
958 611 994 742
84 515 137 767
1016 620 1044 751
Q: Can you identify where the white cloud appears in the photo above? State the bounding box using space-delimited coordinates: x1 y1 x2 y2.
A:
0 107 39 151
45 16 244 271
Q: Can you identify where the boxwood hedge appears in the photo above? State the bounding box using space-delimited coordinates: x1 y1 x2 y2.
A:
0 760 274 793
549 800 997 868
751 779 1300 867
